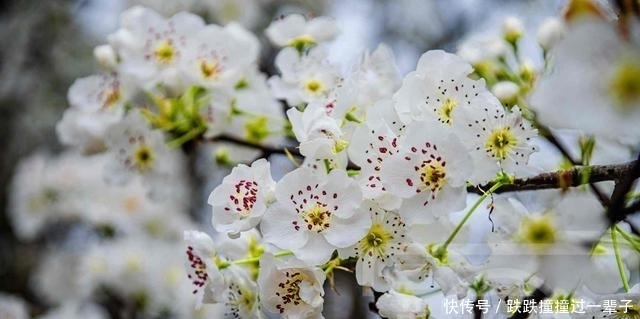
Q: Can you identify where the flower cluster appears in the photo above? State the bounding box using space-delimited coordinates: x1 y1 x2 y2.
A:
6 0 640 318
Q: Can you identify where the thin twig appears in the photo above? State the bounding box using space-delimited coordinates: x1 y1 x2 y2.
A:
209 134 302 158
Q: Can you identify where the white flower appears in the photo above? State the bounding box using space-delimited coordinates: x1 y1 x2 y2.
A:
108 6 205 89
208 158 275 238
180 23 258 89
257 253 326 319
104 111 183 200
269 46 341 106
261 167 370 265
265 14 338 48
56 73 129 152
349 44 401 108
348 113 401 209
530 18 640 145
338 201 407 292
489 191 608 291
376 290 430 319
184 231 225 308
394 50 494 128
287 101 347 160
380 120 471 223
457 104 538 184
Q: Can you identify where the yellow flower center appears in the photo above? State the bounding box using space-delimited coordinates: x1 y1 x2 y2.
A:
133 145 154 172
304 79 324 95
289 35 316 52
300 204 332 233
485 127 518 160
153 40 176 64
360 223 393 258
200 59 220 79
103 88 120 108
610 59 640 111
437 98 457 125
419 160 447 193
275 270 308 312
520 215 557 249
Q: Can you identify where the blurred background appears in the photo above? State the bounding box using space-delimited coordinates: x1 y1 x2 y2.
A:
0 0 574 317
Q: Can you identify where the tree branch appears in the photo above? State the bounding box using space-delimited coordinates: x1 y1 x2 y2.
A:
535 123 611 206
468 160 637 195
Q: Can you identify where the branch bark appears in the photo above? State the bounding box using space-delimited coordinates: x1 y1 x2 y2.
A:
468 160 637 195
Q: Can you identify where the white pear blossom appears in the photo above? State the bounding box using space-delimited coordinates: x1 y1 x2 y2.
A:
457 104 538 184
261 167 370 265
257 253 326 319
56 73 131 152
180 23 258 89
184 230 225 308
265 14 338 48
394 50 494 127
208 158 275 238
338 201 407 291
531 18 640 145
287 101 347 160
104 111 185 200
489 191 609 291
348 108 402 209
108 6 205 89
269 46 341 106
376 290 430 319
380 120 471 223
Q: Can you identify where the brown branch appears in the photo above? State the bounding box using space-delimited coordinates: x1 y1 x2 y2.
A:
468 160 638 195
535 123 611 206
607 152 640 224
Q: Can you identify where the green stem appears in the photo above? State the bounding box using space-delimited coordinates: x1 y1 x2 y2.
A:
615 225 640 253
228 250 294 269
167 126 206 149
435 181 505 258
611 227 630 292
323 258 341 274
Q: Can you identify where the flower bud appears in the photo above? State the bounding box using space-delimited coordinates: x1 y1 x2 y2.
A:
537 17 565 51
503 16 524 44
93 45 118 70
492 81 520 106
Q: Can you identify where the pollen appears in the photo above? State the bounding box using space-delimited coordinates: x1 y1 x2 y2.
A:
485 126 518 160
275 271 307 313
360 223 393 259
417 156 447 196
153 40 176 64
199 59 220 79
300 204 332 233
102 88 121 108
437 97 457 125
